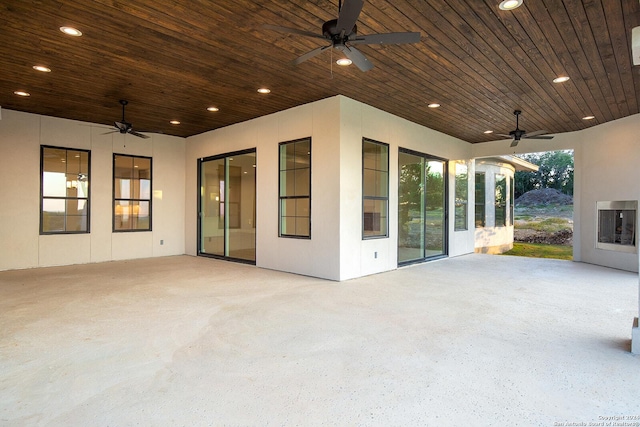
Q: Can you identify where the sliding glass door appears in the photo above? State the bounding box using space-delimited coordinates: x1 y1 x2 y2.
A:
398 148 447 265
198 149 256 263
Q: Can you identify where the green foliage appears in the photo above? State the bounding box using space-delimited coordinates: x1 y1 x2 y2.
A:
514 150 574 198
501 243 573 260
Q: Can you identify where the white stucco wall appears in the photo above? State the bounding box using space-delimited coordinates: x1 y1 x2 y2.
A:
185 96 475 281
185 97 342 280
0 109 186 271
337 96 474 280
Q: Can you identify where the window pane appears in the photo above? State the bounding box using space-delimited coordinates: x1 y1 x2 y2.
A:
66 198 88 232
43 171 67 197
363 169 376 196
281 199 296 216
294 168 310 196
114 155 134 178
135 201 150 230
43 148 67 173
295 140 310 167
376 171 388 197
284 170 295 196
296 217 310 237
296 198 310 216
285 143 297 171
363 198 387 237
134 157 151 179
42 198 66 232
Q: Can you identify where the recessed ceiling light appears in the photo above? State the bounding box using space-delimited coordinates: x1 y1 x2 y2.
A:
33 65 51 72
582 115 595 120
499 0 523 10
553 76 570 83
257 88 271 94
170 120 180 125
484 130 494 134
60 26 82 36
336 58 352 66
207 106 219 112
428 103 440 108
14 91 30 97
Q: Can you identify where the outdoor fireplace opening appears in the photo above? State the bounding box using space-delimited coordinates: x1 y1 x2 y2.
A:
596 200 637 253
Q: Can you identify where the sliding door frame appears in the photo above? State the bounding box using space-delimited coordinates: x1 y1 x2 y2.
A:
197 148 257 265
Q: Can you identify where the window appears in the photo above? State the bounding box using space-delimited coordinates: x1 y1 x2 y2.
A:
40 146 90 234
454 163 468 231
475 172 485 228
510 176 515 226
363 139 389 238
113 154 152 231
495 174 507 227
279 138 311 238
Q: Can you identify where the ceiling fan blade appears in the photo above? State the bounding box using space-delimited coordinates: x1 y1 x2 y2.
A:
262 24 326 40
293 45 331 65
114 121 127 131
129 130 150 139
495 133 512 138
341 45 374 71
102 130 118 135
351 32 421 45
510 139 519 147
336 0 363 35
523 130 549 137
525 135 554 140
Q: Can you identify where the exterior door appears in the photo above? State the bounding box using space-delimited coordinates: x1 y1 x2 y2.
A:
398 148 447 265
198 149 256 263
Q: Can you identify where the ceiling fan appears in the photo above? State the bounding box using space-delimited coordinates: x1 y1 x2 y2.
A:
103 100 150 139
263 0 420 72
497 110 554 147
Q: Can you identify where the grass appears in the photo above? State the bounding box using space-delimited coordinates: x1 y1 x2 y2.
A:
514 217 572 233
501 242 573 260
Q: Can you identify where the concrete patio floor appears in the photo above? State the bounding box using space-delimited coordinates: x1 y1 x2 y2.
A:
1 254 639 426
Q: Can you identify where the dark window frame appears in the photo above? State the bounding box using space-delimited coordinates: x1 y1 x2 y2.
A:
475 172 486 228
495 173 507 227
112 153 152 232
362 138 390 239
40 145 91 235
510 175 515 226
454 162 468 231
278 138 312 239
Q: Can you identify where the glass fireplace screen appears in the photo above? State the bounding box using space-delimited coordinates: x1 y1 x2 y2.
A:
596 200 637 253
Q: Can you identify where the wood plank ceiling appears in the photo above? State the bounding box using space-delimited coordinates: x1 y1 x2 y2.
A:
0 0 638 143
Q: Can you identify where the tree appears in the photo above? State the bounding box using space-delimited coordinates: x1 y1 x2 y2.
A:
513 150 574 198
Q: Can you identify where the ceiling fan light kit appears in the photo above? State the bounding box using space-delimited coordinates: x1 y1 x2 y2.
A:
263 0 420 72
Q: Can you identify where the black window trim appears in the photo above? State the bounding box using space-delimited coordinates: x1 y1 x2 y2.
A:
112 153 153 233
278 137 312 240
362 138 390 240
40 145 91 235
